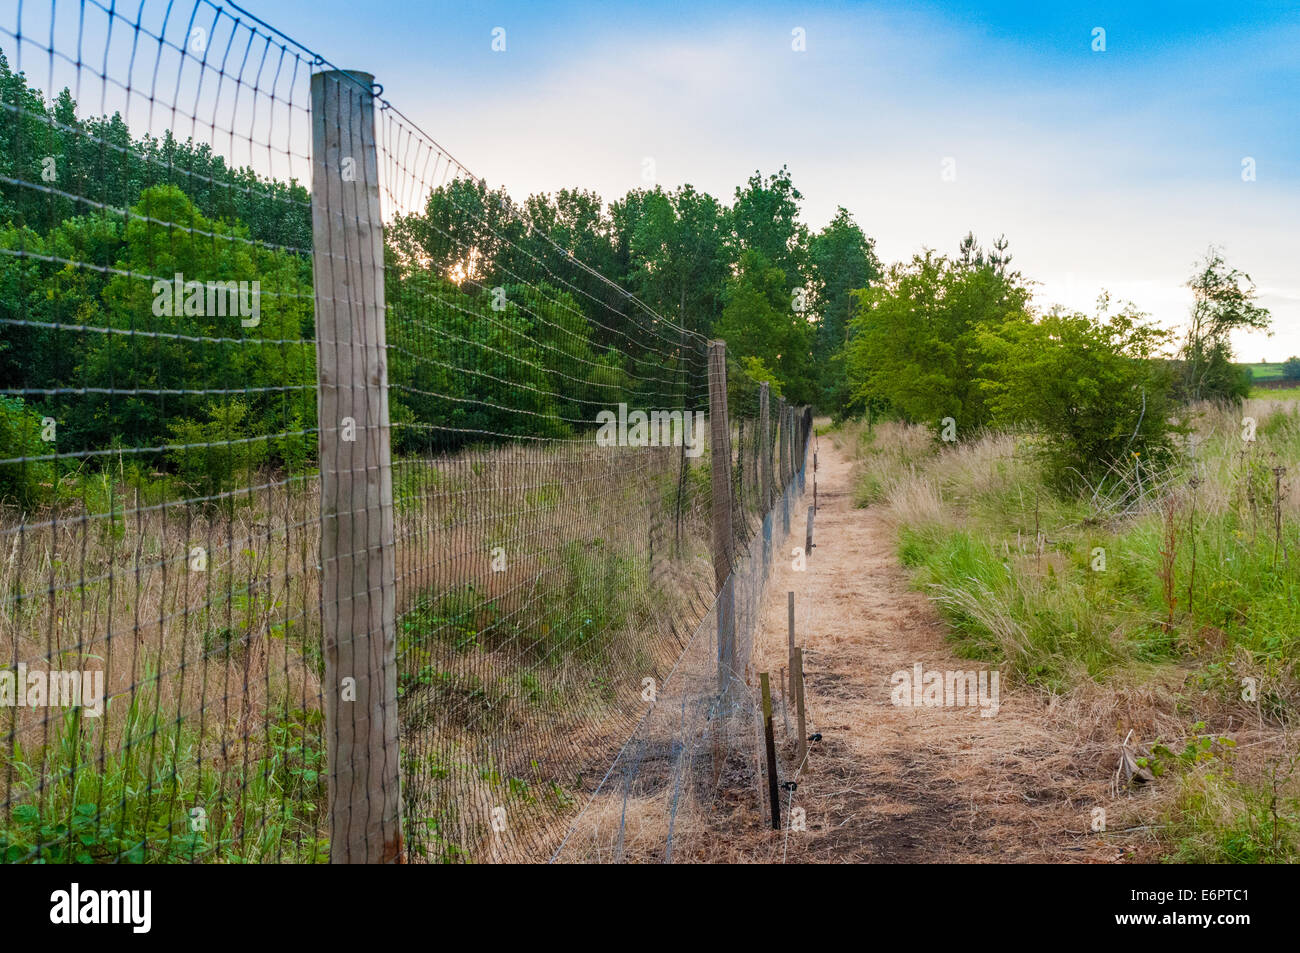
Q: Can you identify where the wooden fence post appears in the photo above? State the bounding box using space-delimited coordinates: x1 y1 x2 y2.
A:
793 647 809 771
760 673 781 830
794 405 802 482
776 398 787 489
788 405 796 482
758 383 771 512
793 407 801 492
707 341 736 697
777 399 790 535
787 591 796 697
311 69 402 864
787 404 796 495
799 409 807 489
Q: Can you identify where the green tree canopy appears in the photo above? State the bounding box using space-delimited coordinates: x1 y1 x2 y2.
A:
977 298 1177 492
845 237 1030 433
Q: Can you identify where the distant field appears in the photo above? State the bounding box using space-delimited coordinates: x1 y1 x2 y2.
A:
1239 362 1300 396
1241 361 1287 381
1257 385 1300 400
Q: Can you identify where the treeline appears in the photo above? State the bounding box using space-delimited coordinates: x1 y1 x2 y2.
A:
0 49 1272 510
846 237 1271 493
0 52 881 508
383 169 879 413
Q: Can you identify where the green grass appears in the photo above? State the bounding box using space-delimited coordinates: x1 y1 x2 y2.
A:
393 533 662 860
855 403 1300 861
1241 361 1286 381
1165 766 1300 863
1254 385 1300 400
896 463 1299 690
0 695 327 863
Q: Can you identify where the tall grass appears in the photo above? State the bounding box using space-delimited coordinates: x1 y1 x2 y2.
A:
2 434 722 863
850 398 1300 861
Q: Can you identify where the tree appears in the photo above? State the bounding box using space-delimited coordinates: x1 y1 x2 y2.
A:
978 297 1177 493
0 396 54 508
807 207 880 417
956 231 1013 276
1281 357 1300 382
845 237 1030 433
520 187 628 336
713 249 815 404
388 177 524 289
1180 248 1271 403
729 166 808 293
76 186 315 461
624 185 728 337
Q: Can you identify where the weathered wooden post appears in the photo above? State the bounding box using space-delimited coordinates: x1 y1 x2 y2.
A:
760 672 781 830
785 405 793 494
787 591 796 697
778 399 790 535
758 383 771 512
311 69 402 863
798 408 807 491
793 647 809 771
707 341 736 697
776 398 788 489
788 404 797 491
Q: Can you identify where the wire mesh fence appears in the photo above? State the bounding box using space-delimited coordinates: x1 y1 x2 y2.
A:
0 0 810 864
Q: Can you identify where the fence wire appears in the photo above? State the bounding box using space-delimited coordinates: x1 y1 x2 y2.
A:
0 0 811 865
1 0 324 864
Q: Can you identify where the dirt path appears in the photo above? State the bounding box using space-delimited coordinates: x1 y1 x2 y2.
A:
743 436 1118 863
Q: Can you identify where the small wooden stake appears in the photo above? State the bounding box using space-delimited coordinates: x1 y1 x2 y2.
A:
787 591 796 697
805 504 815 556
779 664 791 737
760 672 781 830
793 647 808 771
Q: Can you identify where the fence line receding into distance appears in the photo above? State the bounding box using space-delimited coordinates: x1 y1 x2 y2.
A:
0 0 811 864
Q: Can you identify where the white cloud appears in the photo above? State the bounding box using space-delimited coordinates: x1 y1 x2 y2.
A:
390 9 1298 355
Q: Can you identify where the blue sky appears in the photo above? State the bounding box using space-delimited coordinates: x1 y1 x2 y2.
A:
11 0 1300 357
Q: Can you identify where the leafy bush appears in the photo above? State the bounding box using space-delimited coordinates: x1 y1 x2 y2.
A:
978 302 1178 494
0 702 327 863
0 396 54 507
845 240 1029 434
166 400 268 503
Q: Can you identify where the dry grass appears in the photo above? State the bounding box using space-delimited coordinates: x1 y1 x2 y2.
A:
845 398 1300 862
1 430 743 862
0 478 323 783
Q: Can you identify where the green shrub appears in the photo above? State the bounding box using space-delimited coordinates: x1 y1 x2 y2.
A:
979 304 1178 494
166 400 268 504
0 700 327 863
0 396 55 507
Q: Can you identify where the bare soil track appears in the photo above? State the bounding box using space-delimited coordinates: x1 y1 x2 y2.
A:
736 438 1125 863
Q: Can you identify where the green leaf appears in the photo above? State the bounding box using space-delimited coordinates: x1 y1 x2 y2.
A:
12 804 39 824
